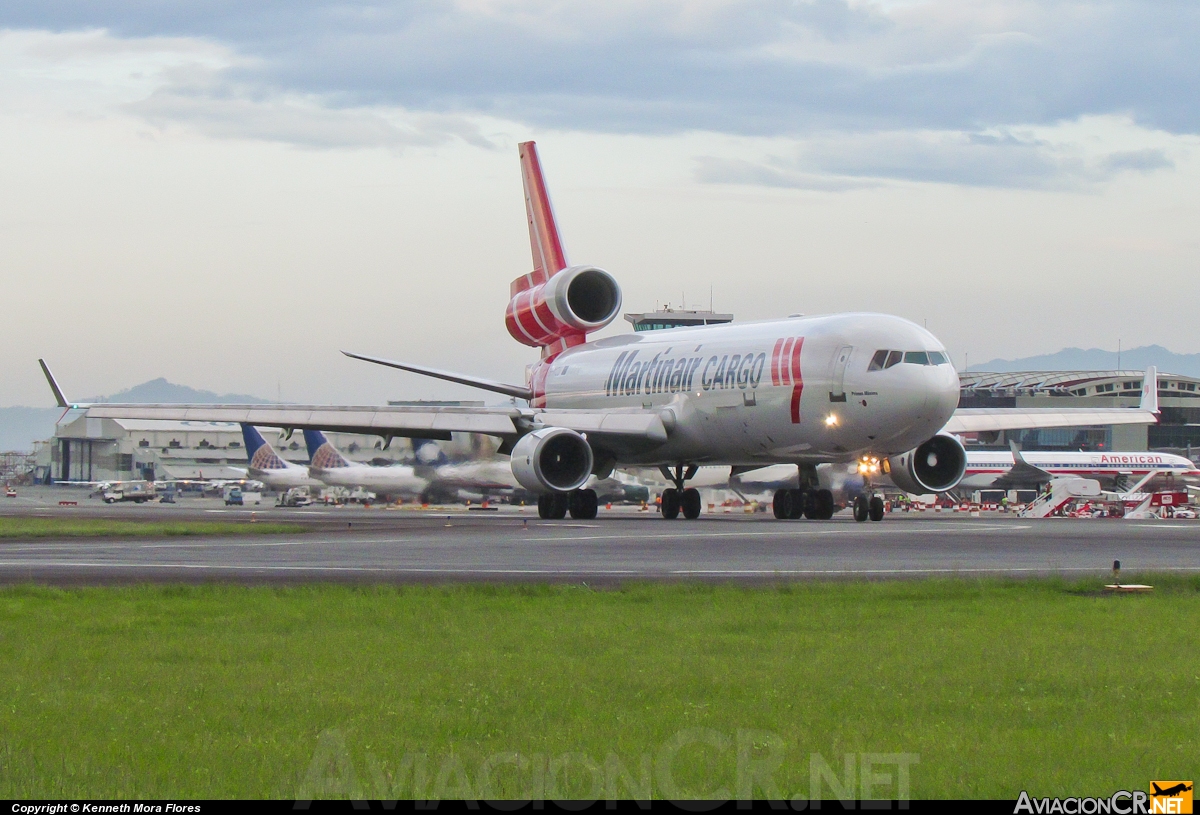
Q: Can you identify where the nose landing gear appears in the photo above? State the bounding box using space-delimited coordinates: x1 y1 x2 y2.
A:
852 493 886 522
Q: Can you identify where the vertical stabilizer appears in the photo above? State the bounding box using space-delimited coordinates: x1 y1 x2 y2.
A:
241 424 289 471
304 429 350 470
512 141 568 296
1141 366 1159 414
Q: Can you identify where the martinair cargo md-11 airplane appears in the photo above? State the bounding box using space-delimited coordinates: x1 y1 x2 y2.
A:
37 143 1159 522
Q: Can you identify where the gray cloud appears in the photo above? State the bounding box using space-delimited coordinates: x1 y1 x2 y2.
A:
0 1 1194 186
127 66 491 151
698 129 1175 190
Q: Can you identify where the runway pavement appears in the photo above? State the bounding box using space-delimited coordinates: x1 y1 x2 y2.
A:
1 490 1198 583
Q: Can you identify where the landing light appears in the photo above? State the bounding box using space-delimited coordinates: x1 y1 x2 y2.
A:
857 456 881 475
824 414 839 427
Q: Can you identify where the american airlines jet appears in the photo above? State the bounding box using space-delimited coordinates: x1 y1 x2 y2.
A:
959 448 1198 491
37 143 1158 522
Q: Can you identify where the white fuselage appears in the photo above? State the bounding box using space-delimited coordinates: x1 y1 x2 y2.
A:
540 313 960 466
248 464 323 490
959 451 1200 490
311 464 428 495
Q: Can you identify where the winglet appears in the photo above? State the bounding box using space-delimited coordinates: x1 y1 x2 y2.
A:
1008 439 1026 465
1141 366 1159 414
38 359 70 408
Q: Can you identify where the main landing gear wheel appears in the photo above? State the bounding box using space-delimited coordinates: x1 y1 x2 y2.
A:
537 492 568 520
804 488 835 520
853 495 869 523
569 488 598 520
772 489 808 520
660 488 681 520
869 495 885 522
788 489 806 519
681 487 702 520
772 489 790 519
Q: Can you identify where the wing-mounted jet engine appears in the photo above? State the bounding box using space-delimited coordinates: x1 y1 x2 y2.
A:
510 426 599 520
510 427 594 494
886 434 968 495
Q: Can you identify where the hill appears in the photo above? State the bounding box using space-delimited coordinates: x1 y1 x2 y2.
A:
968 345 1200 377
0 379 270 452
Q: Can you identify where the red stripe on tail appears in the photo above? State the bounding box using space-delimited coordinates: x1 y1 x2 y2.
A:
771 338 784 386
515 142 567 297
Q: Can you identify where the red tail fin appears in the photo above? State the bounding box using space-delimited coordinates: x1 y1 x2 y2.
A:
512 141 567 297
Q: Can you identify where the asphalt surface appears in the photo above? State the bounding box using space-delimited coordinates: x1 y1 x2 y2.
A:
1 487 1198 584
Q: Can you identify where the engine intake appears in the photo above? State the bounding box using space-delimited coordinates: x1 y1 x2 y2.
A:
886 434 967 494
510 427 594 494
506 265 622 348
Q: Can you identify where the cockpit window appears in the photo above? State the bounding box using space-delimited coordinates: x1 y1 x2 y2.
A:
871 349 947 369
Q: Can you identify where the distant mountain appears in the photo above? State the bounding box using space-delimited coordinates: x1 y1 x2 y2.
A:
0 378 271 452
82 378 270 405
969 345 1200 377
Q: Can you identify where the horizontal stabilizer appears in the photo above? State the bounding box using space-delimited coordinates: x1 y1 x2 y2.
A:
342 351 533 401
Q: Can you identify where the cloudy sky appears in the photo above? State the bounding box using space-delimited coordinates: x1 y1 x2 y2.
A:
4 0 1198 406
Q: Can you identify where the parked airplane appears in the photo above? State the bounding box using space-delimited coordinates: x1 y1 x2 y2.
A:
240 424 323 490
959 446 1198 491
303 430 427 498
38 143 1159 522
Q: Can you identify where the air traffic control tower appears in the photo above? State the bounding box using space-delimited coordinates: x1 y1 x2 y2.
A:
624 307 734 332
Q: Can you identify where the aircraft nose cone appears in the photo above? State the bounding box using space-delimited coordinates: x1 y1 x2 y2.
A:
929 365 960 426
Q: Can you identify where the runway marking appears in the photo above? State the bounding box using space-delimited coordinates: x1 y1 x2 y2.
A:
526 523 1031 542
1128 524 1200 530
672 566 1200 575
1 561 1198 577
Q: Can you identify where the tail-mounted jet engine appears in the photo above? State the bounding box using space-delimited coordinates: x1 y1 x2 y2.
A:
886 434 967 494
510 427 594 494
505 265 622 348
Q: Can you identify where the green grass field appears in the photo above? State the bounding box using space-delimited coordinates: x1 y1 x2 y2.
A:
0 517 303 538
0 579 1196 800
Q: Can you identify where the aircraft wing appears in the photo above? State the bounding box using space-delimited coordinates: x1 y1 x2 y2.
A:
42 358 667 448
74 402 668 447
944 406 1156 434
945 366 1159 434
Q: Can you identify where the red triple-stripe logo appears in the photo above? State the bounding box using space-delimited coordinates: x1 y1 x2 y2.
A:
771 337 805 424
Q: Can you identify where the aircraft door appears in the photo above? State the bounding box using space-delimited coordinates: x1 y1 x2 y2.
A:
829 345 853 403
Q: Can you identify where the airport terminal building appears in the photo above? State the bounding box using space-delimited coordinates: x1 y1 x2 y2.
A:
959 370 1200 452
42 402 493 483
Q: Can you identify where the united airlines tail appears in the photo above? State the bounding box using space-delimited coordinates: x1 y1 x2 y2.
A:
304 429 351 470
241 425 291 471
